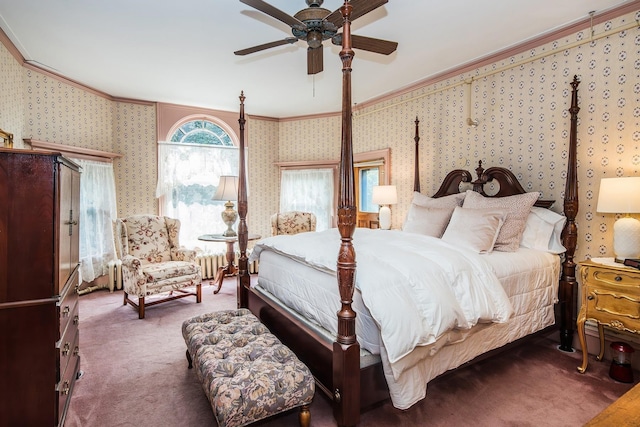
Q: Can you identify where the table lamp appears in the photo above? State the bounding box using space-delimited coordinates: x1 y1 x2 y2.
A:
372 185 397 230
213 175 239 237
596 177 640 261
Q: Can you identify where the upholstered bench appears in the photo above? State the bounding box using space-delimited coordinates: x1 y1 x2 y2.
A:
182 309 315 427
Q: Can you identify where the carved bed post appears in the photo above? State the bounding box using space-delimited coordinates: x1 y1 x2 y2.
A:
559 76 580 352
414 117 420 192
236 91 250 309
333 2 360 426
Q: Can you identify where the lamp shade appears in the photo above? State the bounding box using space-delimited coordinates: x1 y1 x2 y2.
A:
596 177 640 260
213 176 239 202
596 177 640 213
372 185 398 205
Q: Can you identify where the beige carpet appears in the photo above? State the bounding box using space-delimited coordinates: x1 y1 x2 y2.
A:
65 277 637 427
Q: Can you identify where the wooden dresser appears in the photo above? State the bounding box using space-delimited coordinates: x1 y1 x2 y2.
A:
0 148 81 426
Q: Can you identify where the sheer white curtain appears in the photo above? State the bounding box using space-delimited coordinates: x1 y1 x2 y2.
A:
156 142 239 251
280 168 334 231
76 159 118 283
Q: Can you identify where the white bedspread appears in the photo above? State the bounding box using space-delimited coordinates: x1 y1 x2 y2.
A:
250 228 514 365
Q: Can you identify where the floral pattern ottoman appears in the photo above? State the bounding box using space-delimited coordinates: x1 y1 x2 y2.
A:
182 309 315 427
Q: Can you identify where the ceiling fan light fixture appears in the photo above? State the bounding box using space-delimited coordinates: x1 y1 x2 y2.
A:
236 0 396 75
307 31 323 49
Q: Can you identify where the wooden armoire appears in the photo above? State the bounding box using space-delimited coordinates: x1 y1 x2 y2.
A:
0 148 81 426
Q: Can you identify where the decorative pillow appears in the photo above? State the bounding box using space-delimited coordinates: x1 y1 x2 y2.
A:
520 207 567 254
462 190 540 252
441 207 507 253
402 204 455 237
411 191 466 209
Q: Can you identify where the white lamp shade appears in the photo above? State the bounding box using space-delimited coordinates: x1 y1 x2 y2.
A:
596 177 640 259
596 177 640 213
213 176 239 202
372 185 397 205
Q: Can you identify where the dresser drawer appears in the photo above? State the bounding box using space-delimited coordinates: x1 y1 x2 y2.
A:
58 270 79 340
585 267 640 294
57 347 80 426
58 312 80 383
585 285 640 332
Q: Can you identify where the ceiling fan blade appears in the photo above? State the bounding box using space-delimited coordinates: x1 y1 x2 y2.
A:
307 46 323 75
331 33 397 55
325 0 388 28
234 37 298 56
240 0 305 29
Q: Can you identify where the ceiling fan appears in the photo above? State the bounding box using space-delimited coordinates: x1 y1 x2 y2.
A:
234 0 398 75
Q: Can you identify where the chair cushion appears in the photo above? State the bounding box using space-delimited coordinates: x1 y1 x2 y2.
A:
143 260 201 283
123 215 172 263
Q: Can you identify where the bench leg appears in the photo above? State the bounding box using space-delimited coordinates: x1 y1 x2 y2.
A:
299 404 310 427
186 349 193 369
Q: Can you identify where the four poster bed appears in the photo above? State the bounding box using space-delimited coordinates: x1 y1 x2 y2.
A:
234 3 580 427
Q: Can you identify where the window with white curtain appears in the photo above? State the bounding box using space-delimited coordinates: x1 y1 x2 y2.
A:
76 159 118 283
156 141 239 250
279 168 334 231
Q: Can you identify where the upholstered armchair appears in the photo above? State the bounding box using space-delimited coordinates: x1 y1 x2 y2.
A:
113 215 202 319
270 211 317 236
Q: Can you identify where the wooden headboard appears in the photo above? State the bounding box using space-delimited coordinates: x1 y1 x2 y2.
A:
431 161 555 209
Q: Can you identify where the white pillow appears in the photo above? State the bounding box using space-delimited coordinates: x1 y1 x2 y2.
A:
520 207 567 254
462 190 540 252
411 191 466 209
441 206 507 253
402 204 455 237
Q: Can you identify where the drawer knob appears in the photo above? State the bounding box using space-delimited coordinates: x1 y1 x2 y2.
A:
615 275 622 282
60 381 70 395
73 314 79 325
63 306 70 317
62 342 70 356
73 346 80 357
587 295 595 301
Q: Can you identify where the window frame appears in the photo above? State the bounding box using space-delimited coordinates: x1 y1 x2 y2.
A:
275 148 390 229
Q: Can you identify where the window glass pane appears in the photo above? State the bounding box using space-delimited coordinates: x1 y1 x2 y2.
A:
170 129 184 142
280 168 334 231
159 119 239 252
360 168 379 213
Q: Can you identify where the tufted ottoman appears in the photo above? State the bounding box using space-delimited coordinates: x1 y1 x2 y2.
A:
182 309 315 427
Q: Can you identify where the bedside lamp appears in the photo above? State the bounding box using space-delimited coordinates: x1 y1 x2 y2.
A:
213 175 239 237
372 185 397 230
596 177 640 261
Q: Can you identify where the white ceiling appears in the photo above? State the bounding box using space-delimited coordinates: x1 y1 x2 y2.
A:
0 0 633 118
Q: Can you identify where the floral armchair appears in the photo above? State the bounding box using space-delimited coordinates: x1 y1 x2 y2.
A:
270 211 317 236
113 215 202 319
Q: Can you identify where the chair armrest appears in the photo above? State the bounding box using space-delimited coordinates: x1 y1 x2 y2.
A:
172 248 197 262
119 255 147 295
120 255 144 279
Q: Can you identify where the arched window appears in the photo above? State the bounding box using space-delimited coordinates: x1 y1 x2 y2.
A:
170 119 234 146
157 117 239 251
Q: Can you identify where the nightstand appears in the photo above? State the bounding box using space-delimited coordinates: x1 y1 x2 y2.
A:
577 259 640 373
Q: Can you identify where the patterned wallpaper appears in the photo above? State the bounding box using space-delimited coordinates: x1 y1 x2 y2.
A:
0 40 24 147
112 101 158 216
245 117 280 238
1 8 638 262
277 9 640 264
22 70 114 150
